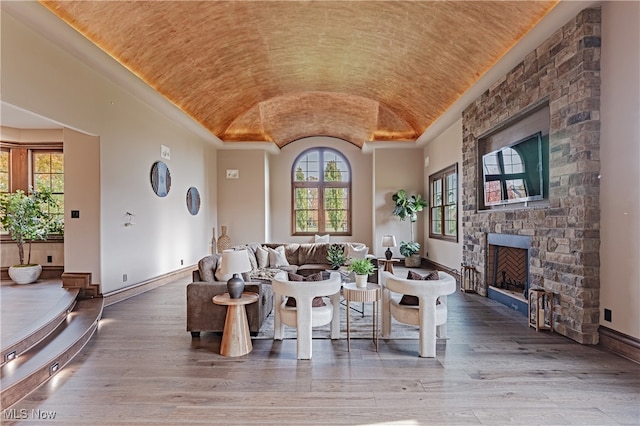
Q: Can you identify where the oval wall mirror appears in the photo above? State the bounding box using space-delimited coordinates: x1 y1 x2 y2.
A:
186 187 201 215
150 161 171 197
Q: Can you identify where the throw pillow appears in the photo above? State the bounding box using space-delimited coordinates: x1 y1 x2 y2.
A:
256 245 269 268
314 234 330 243
285 272 326 307
399 270 441 306
345 243 369 265
268 246 290 268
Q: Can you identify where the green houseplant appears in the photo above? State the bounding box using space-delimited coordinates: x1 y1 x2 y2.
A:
326 244 347 270
348 258 376 288
0 188 64 284
399 241 420 258
392 189 428 267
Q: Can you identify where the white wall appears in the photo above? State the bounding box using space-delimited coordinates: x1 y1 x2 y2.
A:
2 11 213 293
63 128 100 281
373 148 425 259
205 144 218 253
423 119 463 270
599 1 640 338
217 149 268 245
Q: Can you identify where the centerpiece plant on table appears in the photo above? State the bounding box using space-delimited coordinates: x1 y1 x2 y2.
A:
348 258 376 288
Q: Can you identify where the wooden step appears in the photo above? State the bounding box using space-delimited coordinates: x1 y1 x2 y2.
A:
62 272 102 299
1 289 79 366
0 297 104 408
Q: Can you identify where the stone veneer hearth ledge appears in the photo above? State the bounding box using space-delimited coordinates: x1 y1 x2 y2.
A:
461 8 601 344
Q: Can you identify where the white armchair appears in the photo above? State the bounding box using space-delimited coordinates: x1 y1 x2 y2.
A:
381 270 456 357
272 271 342 359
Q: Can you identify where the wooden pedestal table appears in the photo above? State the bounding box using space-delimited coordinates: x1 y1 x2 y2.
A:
343 282 381 352
378 258 400 274
212 292 259 357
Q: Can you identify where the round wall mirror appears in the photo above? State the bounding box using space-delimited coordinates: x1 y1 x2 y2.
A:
150 161 171 197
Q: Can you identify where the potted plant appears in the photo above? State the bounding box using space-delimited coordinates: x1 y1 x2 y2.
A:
0 188 64 284
392 189 428 267
348 258 376 288
399 241 421 267
326 244 347 270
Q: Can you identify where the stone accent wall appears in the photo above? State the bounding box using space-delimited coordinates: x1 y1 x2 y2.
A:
461 8 601 344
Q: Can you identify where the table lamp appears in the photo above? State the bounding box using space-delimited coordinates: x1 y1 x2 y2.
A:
381 235 397 260
220 249 252 298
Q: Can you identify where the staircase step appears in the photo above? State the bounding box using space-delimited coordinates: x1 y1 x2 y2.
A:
0 297 103 408
1 289 79 366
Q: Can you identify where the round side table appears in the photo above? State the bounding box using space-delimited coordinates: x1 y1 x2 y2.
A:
212 292 259 357
342 282 381 352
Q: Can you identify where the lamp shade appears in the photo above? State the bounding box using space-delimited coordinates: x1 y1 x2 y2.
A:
220 249 252 275
220 249 252 299
381 235 397 260
381 235 397 248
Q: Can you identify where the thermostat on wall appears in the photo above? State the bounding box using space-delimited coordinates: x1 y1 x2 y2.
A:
226 169 239 179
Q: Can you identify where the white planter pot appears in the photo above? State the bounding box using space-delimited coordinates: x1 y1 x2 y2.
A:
8 264 42 284
355 274 368 288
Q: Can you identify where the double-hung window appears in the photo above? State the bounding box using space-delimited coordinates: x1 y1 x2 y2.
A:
429 163 458 242
33 151 64 220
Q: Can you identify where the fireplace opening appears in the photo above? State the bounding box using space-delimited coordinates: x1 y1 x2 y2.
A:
487 245 528 299
486 233 530 314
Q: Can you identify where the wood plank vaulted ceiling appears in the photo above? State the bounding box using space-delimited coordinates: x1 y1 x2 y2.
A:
40 1 558 148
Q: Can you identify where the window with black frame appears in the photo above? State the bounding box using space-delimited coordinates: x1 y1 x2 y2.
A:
429 163 458 242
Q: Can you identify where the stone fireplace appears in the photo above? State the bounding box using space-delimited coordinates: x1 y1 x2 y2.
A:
461 8 601 344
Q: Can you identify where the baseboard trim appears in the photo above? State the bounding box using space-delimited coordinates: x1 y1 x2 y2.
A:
422 258 461 281
103 266 195 307
598 326 640 364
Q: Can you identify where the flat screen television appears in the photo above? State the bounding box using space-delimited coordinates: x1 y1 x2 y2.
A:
482 132 546 206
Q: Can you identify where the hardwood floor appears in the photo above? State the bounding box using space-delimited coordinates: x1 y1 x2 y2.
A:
4 269 639 425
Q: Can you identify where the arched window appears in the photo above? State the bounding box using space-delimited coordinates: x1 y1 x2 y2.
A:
292 147 351 235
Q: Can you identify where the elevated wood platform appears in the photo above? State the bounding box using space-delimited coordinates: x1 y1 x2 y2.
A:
0 279 104 408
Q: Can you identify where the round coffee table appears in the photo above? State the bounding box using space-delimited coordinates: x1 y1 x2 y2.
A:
342 282 381 352
212 292 259 357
